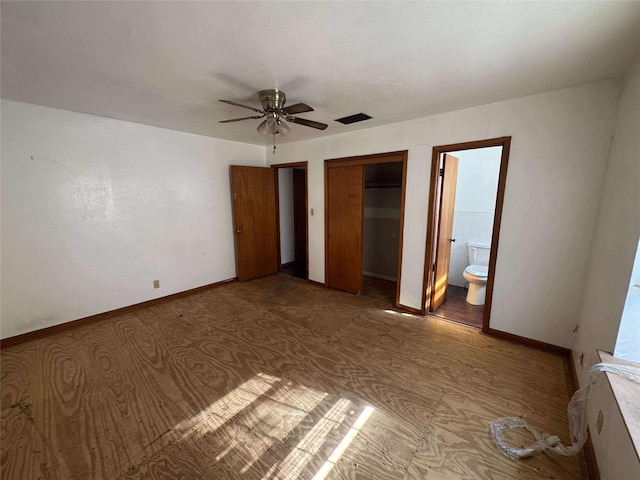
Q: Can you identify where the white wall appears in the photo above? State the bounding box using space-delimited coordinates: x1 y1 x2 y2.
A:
572 57 640 478
267 79 620 348
588 367 640 480
278 168 295 264
1 99 265 339
451 146 502 212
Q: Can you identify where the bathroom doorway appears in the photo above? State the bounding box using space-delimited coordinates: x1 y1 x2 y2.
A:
423 138 511 331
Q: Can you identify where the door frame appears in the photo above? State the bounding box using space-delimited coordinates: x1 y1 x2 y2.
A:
422 137 511 332
271 161 309 281
324 150 408 308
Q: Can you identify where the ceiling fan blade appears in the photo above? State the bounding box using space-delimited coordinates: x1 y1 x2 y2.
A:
219 99 264 114
283 103 314 115
219 115 264 123
287 117 328 130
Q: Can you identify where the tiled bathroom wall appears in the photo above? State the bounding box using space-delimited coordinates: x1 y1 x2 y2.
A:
448 211 494 287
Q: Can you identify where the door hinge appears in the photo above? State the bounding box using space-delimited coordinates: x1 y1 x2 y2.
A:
439 168 444 177
432 263 436 271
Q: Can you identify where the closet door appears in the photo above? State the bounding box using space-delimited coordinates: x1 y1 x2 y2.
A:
230 166 278 281
326 165 364 294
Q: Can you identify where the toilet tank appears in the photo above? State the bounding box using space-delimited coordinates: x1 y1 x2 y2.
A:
468 242 491 266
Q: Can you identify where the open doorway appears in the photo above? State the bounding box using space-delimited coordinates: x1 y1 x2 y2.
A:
423 138 511 331
362 162 404 306
275 163 308 280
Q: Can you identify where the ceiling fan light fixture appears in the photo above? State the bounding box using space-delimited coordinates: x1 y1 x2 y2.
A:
221 89 328 138
257 119 269 136
257 116 278 136
266 116 279 134
257 115 287 136
277 119 291 137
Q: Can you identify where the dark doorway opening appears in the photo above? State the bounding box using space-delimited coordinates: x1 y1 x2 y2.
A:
274 163 308 281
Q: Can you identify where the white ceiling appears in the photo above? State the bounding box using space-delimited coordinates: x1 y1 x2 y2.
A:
2 1 640 146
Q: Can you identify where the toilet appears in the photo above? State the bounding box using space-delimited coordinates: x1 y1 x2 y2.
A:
463 242 491 305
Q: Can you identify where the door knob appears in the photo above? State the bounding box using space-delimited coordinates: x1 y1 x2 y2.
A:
236 229 243 235
449 238 456 242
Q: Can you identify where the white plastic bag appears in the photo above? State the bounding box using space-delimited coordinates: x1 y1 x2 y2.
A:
490 362 640 460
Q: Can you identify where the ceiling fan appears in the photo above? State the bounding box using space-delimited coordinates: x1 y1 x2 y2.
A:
219 89 328 138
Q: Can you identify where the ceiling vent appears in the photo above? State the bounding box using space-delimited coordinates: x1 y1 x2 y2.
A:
335 113 372 125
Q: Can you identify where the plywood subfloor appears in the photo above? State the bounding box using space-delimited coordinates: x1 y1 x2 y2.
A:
362 275 397 307
1 274 583 479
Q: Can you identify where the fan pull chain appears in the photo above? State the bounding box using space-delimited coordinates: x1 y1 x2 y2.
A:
273 134 276 154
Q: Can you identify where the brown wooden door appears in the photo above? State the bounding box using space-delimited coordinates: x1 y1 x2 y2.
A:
230 166 278 281
326 165 364 294
430 154 459 311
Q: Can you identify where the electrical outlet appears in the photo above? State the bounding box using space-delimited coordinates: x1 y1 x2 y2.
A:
596 409 604 434
153 280 160 289
310 208 314 216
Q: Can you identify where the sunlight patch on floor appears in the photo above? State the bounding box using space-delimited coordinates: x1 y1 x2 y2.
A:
171 372 377 478
311 405 376 480
173 372 281 435
263 398 353 479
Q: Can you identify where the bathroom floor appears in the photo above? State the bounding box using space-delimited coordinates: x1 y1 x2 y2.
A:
431 285 484 328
